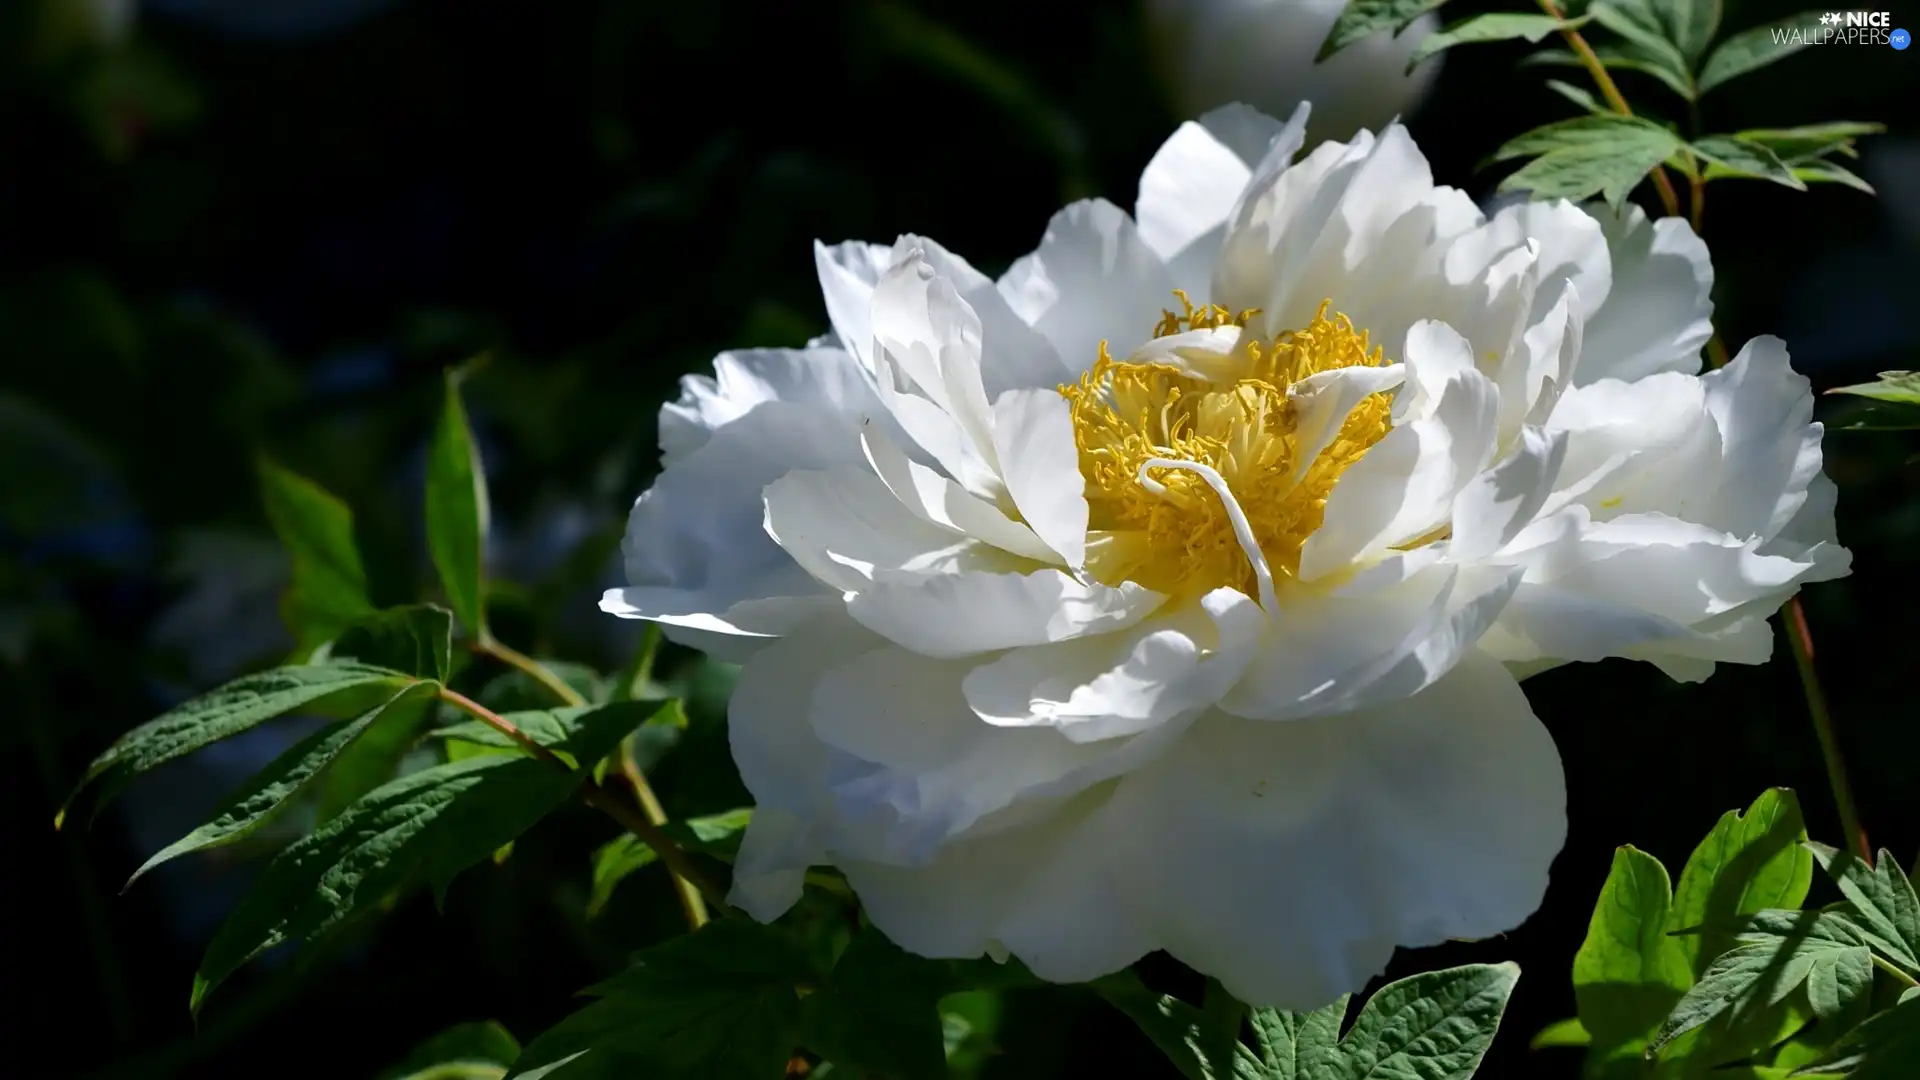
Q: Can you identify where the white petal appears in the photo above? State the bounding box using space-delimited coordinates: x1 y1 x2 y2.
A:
888 234 1069 396
1301 365 1499 579
724 613 887 915
660 348 875 467
860 423 1059 563
1698 336 1825 539
990 388 1089 567
815 241 894 372
847 568 1164 658
1114 651 1563 1008
1221 555 1519 720
872 252 998 460
1135 102 1310 294
810 646 1112 863
1575 203 1713 384
1288 362 1407 482
1449 426 1568 562
998 199 1175 372
610 398 866 656
762 467 979 592
963 587 1265 742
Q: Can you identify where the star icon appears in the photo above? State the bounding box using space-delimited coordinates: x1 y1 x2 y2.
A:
1820 11 1838 23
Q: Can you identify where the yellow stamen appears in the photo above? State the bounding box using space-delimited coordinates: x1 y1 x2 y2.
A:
1059 298 1393 603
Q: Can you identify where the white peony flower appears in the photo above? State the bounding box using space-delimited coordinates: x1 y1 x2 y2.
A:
602 103 1849 1008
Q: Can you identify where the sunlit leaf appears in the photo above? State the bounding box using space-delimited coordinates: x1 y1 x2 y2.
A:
1407 13 1586 71
1316 0 1451 61
1692 136 1806 189
427 366 491 637
1698 13 1827 95
258 458 375 653
1671 789 1815 977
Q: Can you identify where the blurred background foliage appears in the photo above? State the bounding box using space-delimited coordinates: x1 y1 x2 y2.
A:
2 0 1915 1076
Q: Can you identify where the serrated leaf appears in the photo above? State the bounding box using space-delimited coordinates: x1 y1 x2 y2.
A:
1828 373 1920 407
1790 994 1920 1079
1698 13 1825 95
1493 115 1683 208
313 682 440 823
1793 162 1876 195
1093 971 1264 1080
324 605 454 682
1671 790 1815 978
1529 1017 1591 1049
193 701 649 1012
1738 123 1884 163
258 458 376 653
433 698 677 772
586 808 752 916
1653 909 1875 1051
60 663 411 827
380 1021 521 1080
1574 847 1691 1048
1407 13 1586 71
505 919 816 1080
1808 845 1920 974
427 367 491 637
1544 78 1605 114
1247 996 1348 1079
798 927 962 1080
1335 962 1520 1079
1316 0 1451 62
1692 136 1807 189
126 681 438 886
1588 2 1697 99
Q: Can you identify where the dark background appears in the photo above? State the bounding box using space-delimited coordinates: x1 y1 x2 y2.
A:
3 0 1916 1077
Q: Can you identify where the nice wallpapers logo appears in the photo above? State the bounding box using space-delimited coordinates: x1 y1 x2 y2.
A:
1772 11 1911 47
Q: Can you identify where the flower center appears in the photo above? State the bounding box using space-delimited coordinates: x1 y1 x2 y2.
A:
1059 293 1393 605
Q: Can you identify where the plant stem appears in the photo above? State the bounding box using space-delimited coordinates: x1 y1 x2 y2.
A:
1685 185 1869 866
1783 599 1872 863
619 737 708 927
435 685 728 908
1872 954 1918 988
473 629 709 917
473 634 588 707
1539 0 1682 218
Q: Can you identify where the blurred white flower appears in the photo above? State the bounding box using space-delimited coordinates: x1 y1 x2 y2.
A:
1145 0 1442 143
604 103 1848 1008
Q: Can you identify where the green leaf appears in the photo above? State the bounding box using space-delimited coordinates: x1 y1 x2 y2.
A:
1093 971 1263 1080
1544 78 1606 114
1407 13 1586 71
1198 981 1248 1080
1574 847 1691 1049
586 808 752 916
426 367 491 637
1520 44 1694 100
506 919 816 1080
1653 909 1876 1051
59 663 411 828
1698 13 1825 95
1793 162 1876 195
1588 2 1697 99
380 1021 521 1080
1789 994 1920 1079
1529 1017 1591 1049
1658 0 1721 61
258 458 376 652
1737 123 1884 164
476 663 607 714
126 681 439 886
433 698 677 772
1334 963 1520 1079
798 927 962 1080
1808 845 1920 974
1828 373 1920 407
1692 136 1807 189
1671 790 1815 978
1247 996 1348 1079
324 605 455 682
1493 115 1684 208
1316 0 1450 62
193 702 649 1012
